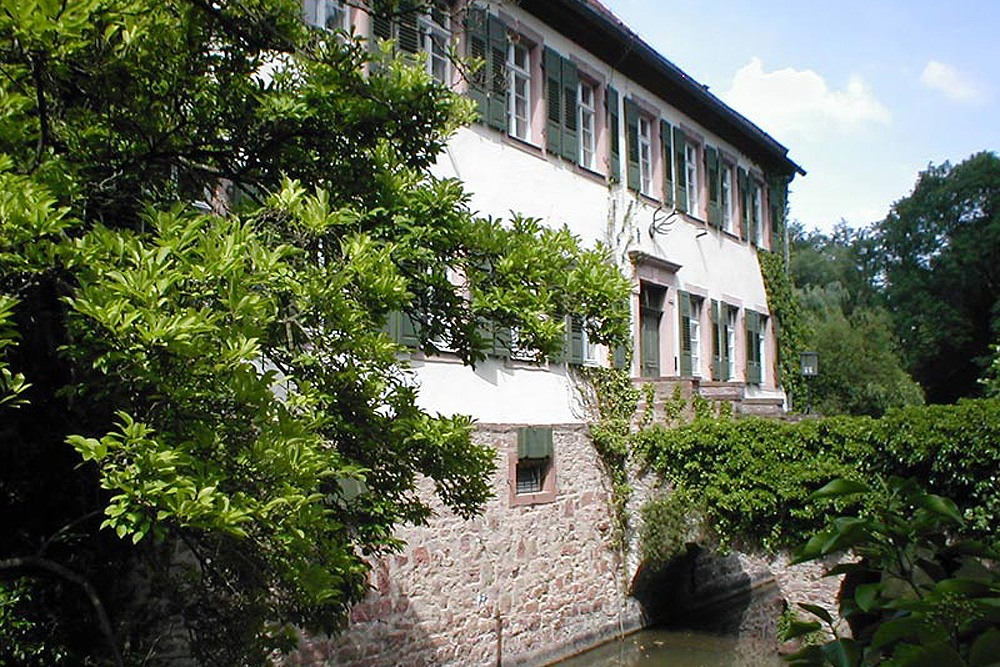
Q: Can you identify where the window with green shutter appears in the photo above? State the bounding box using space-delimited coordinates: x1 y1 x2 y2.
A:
464 9 508 130
606 86 620 181
745 310 762 384
711 299 721 380
737 167 749 240
673 127 687 213
678 291 692 377
543 48 581 163
660 119 673 207
624 98 640 192
515 427 554 497
544 47 562 156
707 147 721 228
640 283 664 378
568 315 585 366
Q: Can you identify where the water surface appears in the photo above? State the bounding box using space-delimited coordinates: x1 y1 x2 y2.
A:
552 628 783 667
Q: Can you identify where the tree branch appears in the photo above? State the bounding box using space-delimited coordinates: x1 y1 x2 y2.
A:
0 555 125 667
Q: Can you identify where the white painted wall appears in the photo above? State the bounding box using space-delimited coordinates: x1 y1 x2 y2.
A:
414 3 787 421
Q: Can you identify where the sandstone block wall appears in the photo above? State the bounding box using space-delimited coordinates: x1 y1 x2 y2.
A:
288 424 644 667
288 421 846 667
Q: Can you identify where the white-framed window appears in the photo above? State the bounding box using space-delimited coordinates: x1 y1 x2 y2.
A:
578 81 596 170
508 41 531 141
721 163 733 233
752 182 763 245
638 116 652 194
306 0 346 32
685 143 699 215
726 307 736 380
689 297 702 377
420 3 450 84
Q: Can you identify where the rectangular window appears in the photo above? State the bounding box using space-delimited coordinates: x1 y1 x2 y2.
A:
721 164 733 233
745 311 765 384
726 307 737 380
508 41 531 140
578 81 596 170
420 4 450 84
511 426 556 506
685 143 699 215
516 460 545 494
638 116 652 195
307 0 345 31
751 181 763 246
678 291 702 377
689 297 701 377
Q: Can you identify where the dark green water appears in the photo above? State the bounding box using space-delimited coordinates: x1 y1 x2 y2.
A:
552 628 783 667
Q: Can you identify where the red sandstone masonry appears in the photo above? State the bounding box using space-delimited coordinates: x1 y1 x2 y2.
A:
287 423 843 667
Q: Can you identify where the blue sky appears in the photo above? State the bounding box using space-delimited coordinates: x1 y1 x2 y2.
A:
601 0 1000 233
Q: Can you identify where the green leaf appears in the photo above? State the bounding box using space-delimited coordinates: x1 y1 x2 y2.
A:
970 628 1000 667
782 619 823 641
798 602 834 625
920 494 964 525
820 638 861 667
810 478 869 499
854 582 881 612
871 616 924 650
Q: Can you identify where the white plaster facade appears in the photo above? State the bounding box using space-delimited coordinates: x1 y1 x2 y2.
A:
391 0 805 422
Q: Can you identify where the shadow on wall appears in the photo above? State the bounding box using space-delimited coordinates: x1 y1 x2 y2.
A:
284 561 447 667
630 544 783 642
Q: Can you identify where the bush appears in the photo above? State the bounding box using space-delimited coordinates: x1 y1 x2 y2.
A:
637 399 1000 550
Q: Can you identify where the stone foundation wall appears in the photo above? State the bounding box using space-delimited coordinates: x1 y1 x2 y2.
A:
288 424 644 667
287 422 845 667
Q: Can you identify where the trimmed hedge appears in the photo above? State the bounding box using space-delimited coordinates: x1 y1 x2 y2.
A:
636 398 1000 550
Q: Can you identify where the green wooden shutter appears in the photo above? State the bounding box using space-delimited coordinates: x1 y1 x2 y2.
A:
678 291 692 376
495 327 512 358
737 167 748 240
660 119 673 207
746 310 761 384
568 316 585 365
711 299 721 380
749 180 759 247
606 86 620 181
613 342 628 371
707 147 720 227
397 0 419 55
464 7 488 122
720 304 731 381
371 0 392 42
673 127 686 212
560 58 579 163
518 427 553 460
486 14 508 132
400 313 420 347
624 98 640 191
544 47 562 156
640 309 659 378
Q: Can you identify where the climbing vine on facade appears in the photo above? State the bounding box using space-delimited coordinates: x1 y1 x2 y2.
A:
759 250 812 412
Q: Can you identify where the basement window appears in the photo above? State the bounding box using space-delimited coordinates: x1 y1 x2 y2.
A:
509 426 557 506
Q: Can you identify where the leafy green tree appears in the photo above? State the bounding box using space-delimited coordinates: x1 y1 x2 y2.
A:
784 477 1000 667
877 152 1000 404
0 1 630 664
799 297 923 417
789 221 880 317
788 223 921 417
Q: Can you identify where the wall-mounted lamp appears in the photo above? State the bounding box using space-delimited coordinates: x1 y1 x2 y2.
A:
800 351 819 377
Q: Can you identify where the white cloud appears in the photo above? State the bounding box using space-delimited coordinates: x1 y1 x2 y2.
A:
920 60 986 105
722 57 891 139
